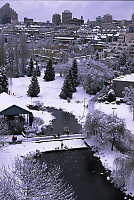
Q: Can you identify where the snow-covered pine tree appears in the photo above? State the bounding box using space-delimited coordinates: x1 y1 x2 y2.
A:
59 74 73 100
71 59 78 87
0 69 8 93
43 58 55 81
27 75 40 97
34 61 41 76
119 50 127 67
94 50 99 61
27 57 34 77
68 69 76 93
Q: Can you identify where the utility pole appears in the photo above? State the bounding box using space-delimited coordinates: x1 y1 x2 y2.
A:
112 107 116 118
83 98 88 114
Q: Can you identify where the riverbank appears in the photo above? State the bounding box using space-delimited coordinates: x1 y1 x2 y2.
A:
84 136 134 199
40 148 129 200
1 72 134 198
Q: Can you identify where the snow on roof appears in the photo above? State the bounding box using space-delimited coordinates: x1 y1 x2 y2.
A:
0 92 30 113
54 37 74 40
113 73 134 82
101 35 107 38
107 34 113 36
0 92 14 112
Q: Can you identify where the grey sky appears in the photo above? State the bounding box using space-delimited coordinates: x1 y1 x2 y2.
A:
0 1 134 22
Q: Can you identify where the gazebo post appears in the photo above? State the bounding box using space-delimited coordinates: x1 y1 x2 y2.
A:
27 114 29 124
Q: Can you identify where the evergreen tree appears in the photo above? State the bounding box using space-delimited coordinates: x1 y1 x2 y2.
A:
71 59 78 87
94 50 99 61
27 75 40 97
0 69 8 93
123 57 134 74
107 89 116 102
27 58 34 77
34 61 41 76
119 51 127 67
68 69 76 92
43 58 55 81
59 74 73 100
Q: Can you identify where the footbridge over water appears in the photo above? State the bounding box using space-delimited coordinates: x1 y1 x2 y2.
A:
30 133 88 153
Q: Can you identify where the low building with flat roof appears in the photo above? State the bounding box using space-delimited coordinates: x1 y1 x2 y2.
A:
113 73 134 97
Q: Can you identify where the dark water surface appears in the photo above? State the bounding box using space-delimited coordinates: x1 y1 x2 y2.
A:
45 107 82 135
40 149 131 200
39 108 132 200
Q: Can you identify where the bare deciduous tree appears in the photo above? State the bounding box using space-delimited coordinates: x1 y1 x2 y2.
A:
0 32 6 67
84 110 126 150
19 32 28 76
0 153 75 200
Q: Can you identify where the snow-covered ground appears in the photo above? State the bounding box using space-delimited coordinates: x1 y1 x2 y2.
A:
0 137 86 169
0 72 91 167
95 102 134 135
1 71 134 197
10 73 91 126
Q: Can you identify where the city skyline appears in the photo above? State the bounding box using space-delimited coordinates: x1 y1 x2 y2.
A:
0 1 133 22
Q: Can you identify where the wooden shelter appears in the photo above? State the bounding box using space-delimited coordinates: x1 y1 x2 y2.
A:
0 104 31 116
0 92 32 134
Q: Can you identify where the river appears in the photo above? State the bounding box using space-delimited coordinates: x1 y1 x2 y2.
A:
39 107 132 200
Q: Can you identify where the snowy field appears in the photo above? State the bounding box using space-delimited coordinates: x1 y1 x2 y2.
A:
10 72 91 126
0 71 134 197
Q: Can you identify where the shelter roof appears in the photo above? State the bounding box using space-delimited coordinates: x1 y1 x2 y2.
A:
0 92 14 112
0 105 31 116
0 92 31 116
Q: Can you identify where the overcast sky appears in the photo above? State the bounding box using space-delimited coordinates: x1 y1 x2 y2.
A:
0 1 134 22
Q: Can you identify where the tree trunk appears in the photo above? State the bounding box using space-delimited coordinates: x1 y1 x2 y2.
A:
111 137 115 151
133 104 134 121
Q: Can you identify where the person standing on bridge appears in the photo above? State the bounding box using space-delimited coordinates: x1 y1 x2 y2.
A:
57 132 60 138
66 128 69 136
61 142 64 149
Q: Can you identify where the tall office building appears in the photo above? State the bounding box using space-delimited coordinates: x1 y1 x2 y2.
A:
52 14 61 26
103 14 113 24
0 3 18 24
62 10 72 24
128 13 134 33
